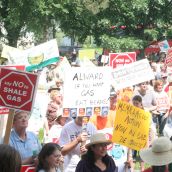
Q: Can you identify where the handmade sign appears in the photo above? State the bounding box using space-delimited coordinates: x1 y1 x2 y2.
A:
62 67 111 117
112 100 150 150
111 59 154 90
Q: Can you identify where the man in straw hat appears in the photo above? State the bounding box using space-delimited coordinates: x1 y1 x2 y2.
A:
75 133 117 172
140 137 172 172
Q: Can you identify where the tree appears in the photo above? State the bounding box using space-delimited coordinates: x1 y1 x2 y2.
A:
0 0 39 47
89 0 172 53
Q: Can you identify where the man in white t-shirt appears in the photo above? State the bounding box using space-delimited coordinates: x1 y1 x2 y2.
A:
59 116 97 172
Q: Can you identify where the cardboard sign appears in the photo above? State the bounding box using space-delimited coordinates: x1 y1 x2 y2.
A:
112 100 150 150
62 67 111 117
79 49 95 59
109 52 136 69
0 68 38 112
111 59 154 90
165 48 172 67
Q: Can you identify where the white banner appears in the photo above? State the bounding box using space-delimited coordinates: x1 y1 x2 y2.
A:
7 39 59 66
112 59 155 90
63 67 111 117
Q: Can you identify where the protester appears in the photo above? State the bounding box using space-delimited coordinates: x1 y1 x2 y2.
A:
133 82 157 112
55 78 64 94
0 144 21 172
153 80 170 135
47 112 68 143
75 133 117 172
10 110 41 165
36 143 63 172
130 95 145 172
59 116 97 172
140 137 172 172
46 90 62 129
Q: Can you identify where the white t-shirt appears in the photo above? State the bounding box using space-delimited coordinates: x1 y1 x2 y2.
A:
47 124 63 143
154 91 170 113
59 120 97 172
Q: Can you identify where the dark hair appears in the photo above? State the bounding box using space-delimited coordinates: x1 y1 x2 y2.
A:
0 144 21 172
152 165 166 172
82 146 112 168
132 95 142 103
36 143 61 172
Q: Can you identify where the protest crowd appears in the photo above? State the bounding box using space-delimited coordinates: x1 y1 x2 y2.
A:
1 39 172 172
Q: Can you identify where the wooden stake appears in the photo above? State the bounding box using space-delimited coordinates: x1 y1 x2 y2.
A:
3 109 15 144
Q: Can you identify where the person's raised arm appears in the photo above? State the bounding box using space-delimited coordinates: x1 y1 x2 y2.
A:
61 132 87 156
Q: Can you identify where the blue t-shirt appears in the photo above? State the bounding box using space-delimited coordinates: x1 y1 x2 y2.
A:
10 129 41 160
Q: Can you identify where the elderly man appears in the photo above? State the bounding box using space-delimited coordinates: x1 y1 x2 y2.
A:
9 110 41 165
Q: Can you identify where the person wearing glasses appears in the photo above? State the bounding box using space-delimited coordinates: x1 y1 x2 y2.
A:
9 110 41 165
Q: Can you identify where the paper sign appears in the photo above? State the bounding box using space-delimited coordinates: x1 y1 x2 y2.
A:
79 49 95 59
1 45 22 61
111 59 154 90
158 40 170 52
63 67 111 117
112 100 150 150
101 55 109 64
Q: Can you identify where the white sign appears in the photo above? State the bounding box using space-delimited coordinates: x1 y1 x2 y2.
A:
158 40 170 52
101 55 109 63
8 39 59 66
63 67 111 117
112 59 155 90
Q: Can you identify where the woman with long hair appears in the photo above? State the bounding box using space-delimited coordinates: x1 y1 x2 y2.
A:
75 133 117 172
36 143 63 172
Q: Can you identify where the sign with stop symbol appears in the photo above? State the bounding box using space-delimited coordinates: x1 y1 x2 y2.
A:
0 68 38 112
109 52 136 69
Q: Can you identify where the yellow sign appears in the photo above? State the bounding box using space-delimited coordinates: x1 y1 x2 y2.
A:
79 49 95 59
112 100 150 150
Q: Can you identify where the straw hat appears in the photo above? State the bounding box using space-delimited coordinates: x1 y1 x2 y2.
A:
85 133 112 149
140 137 172 166
48 85 60 93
